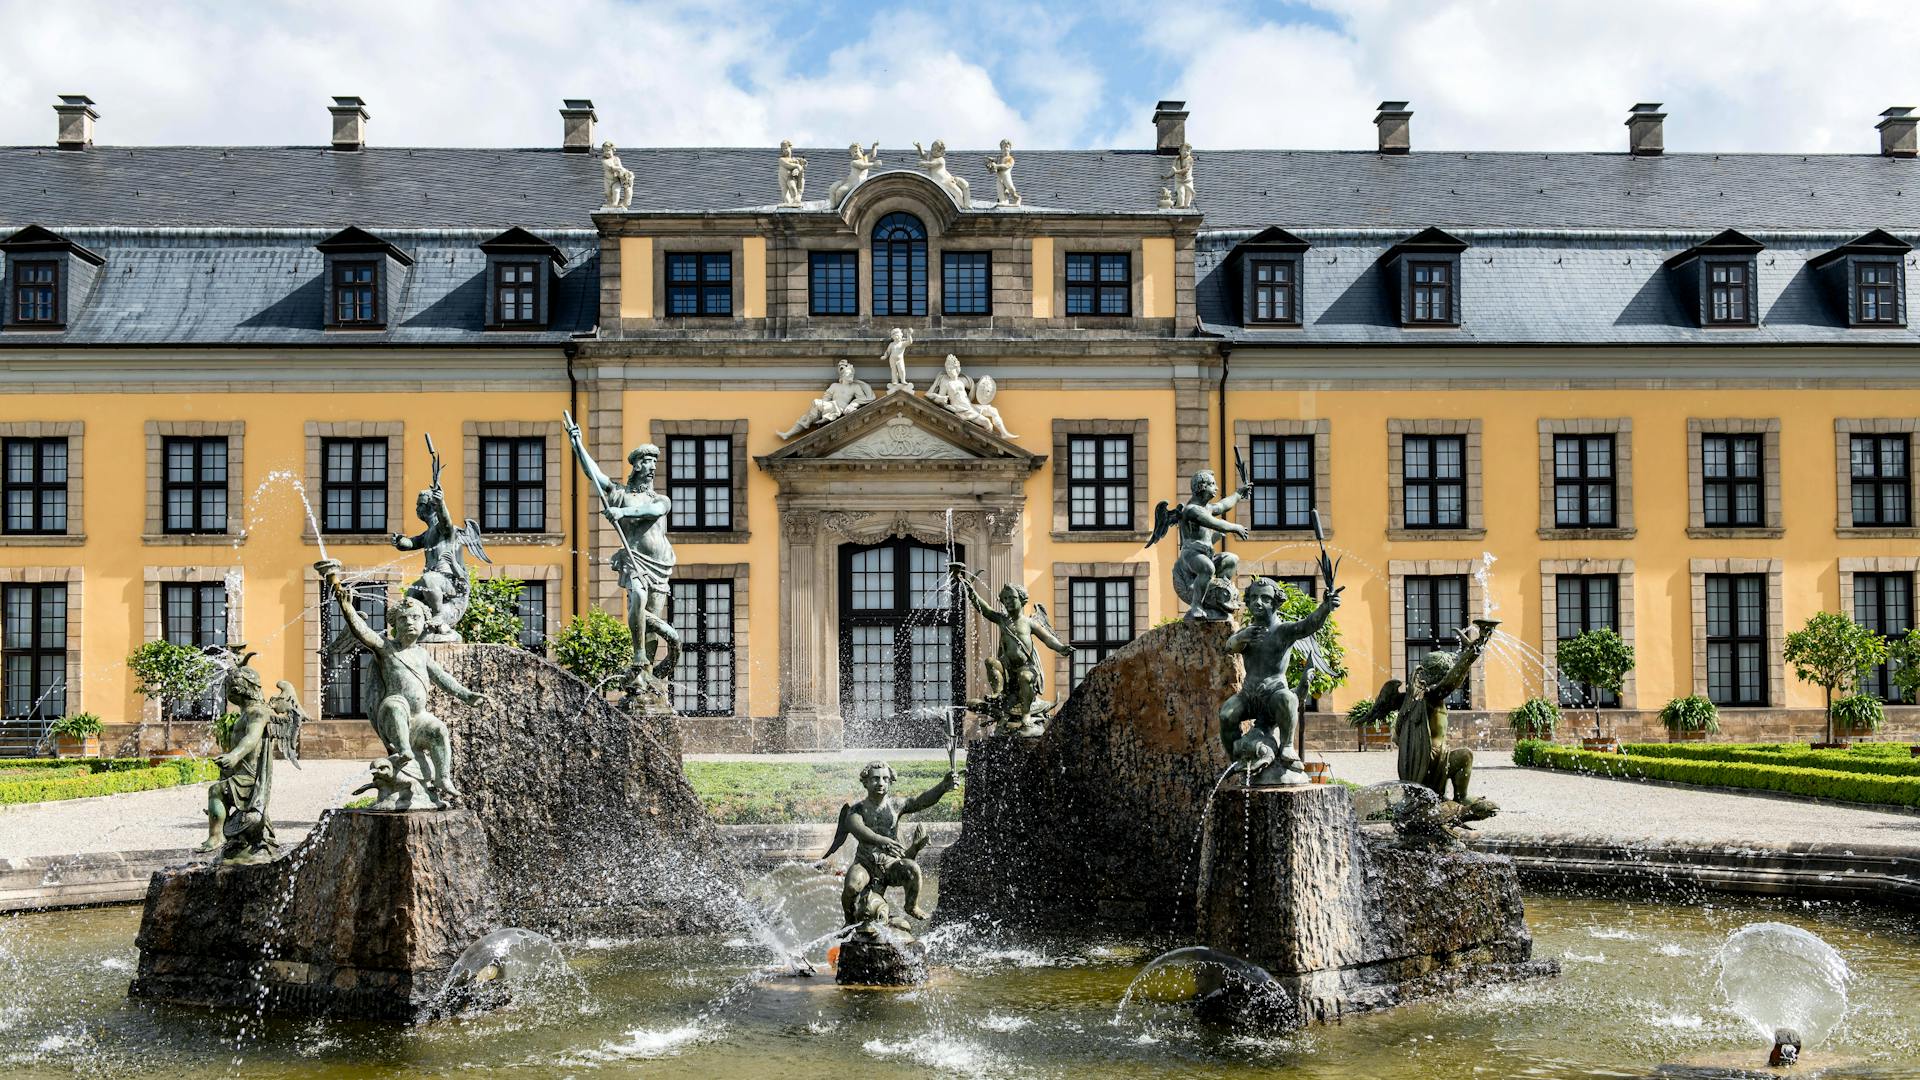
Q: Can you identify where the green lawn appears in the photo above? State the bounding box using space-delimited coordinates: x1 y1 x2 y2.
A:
684 760 962 825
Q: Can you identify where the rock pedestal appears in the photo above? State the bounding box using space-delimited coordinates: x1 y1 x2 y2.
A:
834 936 929 986
1197 784 1551 1023
130 808 498 1022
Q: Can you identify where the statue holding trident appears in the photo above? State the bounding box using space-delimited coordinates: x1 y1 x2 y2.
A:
562 411 682 709
1147 449 1254 621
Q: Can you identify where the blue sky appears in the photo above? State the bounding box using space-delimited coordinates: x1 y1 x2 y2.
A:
0 0 1912 153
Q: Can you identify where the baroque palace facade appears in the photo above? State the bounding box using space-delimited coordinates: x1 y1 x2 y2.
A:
1 96 1918 752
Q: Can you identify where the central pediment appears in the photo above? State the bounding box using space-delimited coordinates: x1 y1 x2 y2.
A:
757 390 1043 472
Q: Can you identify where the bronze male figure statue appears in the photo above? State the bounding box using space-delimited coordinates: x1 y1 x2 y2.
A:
391 434 489 642
1220 577 1342 785
821 761 958 930
1148 467 1253 621
950 562 1074 736
1360 618 1499 804
199 647 302 863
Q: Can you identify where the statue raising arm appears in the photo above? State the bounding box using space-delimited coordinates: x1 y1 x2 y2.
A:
1185 499 1251 541
562 411 617 502
424 653 488 709
899 771 959 816
318 562 386 653
949 564 1008 625
1277 586 1344 642
1430 621 1496 699
1029 607 1072 655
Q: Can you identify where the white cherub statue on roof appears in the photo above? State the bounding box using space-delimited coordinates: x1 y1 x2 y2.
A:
601 141 634 210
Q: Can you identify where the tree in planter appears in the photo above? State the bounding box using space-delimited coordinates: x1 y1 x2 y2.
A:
1556 628 1634 740
127 640 220 749
1508 697 1560 741
48 712 103 756
553 608 634 688
1659 694 1720 737
1830 693 1885 736
1346 696 1387 748
456 576 528 646
1783 611 1889 745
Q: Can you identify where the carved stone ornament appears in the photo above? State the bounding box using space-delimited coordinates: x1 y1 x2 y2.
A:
600 141 634 210
984 139 1020 207
828 142 881 209
781 510 821 539
820 510 865 538
827 417 971 461
948 510 986 535
913 139 972 204
777 139 807 207
987 507 1023 538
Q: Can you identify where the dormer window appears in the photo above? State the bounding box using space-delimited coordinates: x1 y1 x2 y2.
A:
1228 227 1310 328
332 261 380 326
11 262 58 325
495 263 540 324
1856 261 1901 325
1250 260 1296 324
478 227 565 330
1706 261 1752 325
316 226 411 331
1383 227 1466 329
1810 230 1910 329
1 225 104 331
1665 230 1762 329
1408 261 1453 324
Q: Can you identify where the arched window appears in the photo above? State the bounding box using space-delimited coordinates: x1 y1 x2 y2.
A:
871 212 927 316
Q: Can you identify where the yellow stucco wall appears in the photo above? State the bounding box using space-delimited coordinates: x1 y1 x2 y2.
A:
1139 237 1175 319
619 237 653 318
740 237 767 319
1030 238 1054 319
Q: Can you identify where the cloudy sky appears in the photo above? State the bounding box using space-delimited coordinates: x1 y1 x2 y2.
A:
0 0 1914 153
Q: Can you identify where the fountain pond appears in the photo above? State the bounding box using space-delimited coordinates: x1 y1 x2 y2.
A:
3 880 1917 1078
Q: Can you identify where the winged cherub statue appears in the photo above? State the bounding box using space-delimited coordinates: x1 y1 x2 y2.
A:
1146 466 1252 621
199 647 304 864
820 761 958 931
1356 618 1500 809
392 434 490 642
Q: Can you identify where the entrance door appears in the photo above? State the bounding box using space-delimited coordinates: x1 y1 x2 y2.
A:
838 538 965 747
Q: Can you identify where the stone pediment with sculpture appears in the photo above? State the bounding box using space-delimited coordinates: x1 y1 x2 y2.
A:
765 367 1034 470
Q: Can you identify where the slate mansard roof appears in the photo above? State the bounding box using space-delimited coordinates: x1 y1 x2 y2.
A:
1 143 1916 346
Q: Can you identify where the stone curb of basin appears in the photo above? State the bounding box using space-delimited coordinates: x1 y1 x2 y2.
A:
1512 764 1920 818
9 823 1918 915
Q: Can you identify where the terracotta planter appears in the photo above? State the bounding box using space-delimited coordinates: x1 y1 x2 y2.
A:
1810 741 1850 751
1909 745 1920 758
1356 729 1394 751
1303 761 1332 785
54 735 99 758
1580 737 1620 753
147 747 192 765
1669 729 1709 742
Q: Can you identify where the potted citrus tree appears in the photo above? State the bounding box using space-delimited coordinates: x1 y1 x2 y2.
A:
127 639 220 755
1784 610 1888 749
1347 696 1391 751
1660 695 1719 741
1508 697 1559 743
1829 694 1884 739
49 712 102 758
1557 627 1633 752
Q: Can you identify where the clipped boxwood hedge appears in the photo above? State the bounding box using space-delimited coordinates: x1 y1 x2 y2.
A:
0 758 217 805
1618 742 1920 778
1512 740 1920 808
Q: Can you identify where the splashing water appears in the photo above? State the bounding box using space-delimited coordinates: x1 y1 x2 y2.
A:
1473 551 1498 619
1716 922 1851 1047
251 470 330 562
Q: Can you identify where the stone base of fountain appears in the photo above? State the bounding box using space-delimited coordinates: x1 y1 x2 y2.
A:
834 936 929 986
129 808 499 1023
1197 784 1554 1024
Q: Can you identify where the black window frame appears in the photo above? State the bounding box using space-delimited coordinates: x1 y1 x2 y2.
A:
871 212 928 317
491 260 543 327
1402 434 1467 530
320 436 389 534
161 436 229 535
516 579 548 651
10 259 59 326
478 435 546 534
808 250 859 316
1705 573 1768 707
1850 433 1912 527
322 584 387 719
1404 574 1470 708
669 579 736 716
666 435 733 533
1702 433 1765 529
1407 259 1455 326
1853 260 1903 327
837 538 966 746
1554 574 1621 708
1067 434 1133 531
941 250 992 316
1064 252 1131 316
330 259 381 327
1248 434 1314 530
160 581 228 721
1247 257 1299 326
1068 577 1135 686
664 252 734 317
1855 571 1912 703
2 582 67 723
1704 259 1756 327
1 437 68 536
1553 434 1617 529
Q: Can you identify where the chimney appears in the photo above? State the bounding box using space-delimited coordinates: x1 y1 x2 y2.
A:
1626 102 1665 156
329 96 370 152
53 94 98 150
1878 106 1918 158
1374 101 1412 154
560 98 597 153
1152 100 1188 154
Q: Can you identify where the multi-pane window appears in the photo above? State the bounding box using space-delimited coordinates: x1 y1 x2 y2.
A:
2 583 66 722
1702 434 1764 528
1855 262 1901 326
1553 434 1616 528
1850 434 1911 527
808 251 858 316
1403 435 1466 529
942 251 991 315
1064 253 1130 316
665 253 733 316
1249 435 1313 529
479 436 545 533
666 436 732 532
10 261 58 325
1705 574 1767 707
323 586 386 719
1067 435 1132 530
331 261 379 326
162 437 228 534
1855 572 1912 703
1555 575 1620 707
1408 261 1453 325
871 213 928 317
162 582 228 721
670 580 735 716
516 580 548 651
1 438 67 535
1405 575 1469 708
1249 259 1297 324
493 262 540 325
1069 578 1134 685
321 437 388 534
1706 261 1753 326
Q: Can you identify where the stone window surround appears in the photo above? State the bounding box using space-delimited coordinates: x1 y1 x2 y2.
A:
303 421 405 545
1538 559 1638 710
1049 236 1154 328
674 562 752 721
1051 560 1151 692
1388 559 1488 711
484 562 564 654
143 420 245 546
1234 419 1333 538
0 566 83 716
1838 557 1920 627
142 565 242 723
462 420 564 544
651 419 750 543
1688 557 1786 707
0 421 83 546
300 564 402 721
1833 418 1920 538
1387 419 1485 541
651 236 747 323
1052 418 1150 542
1686 418 1783 538
1537 418 1636 540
